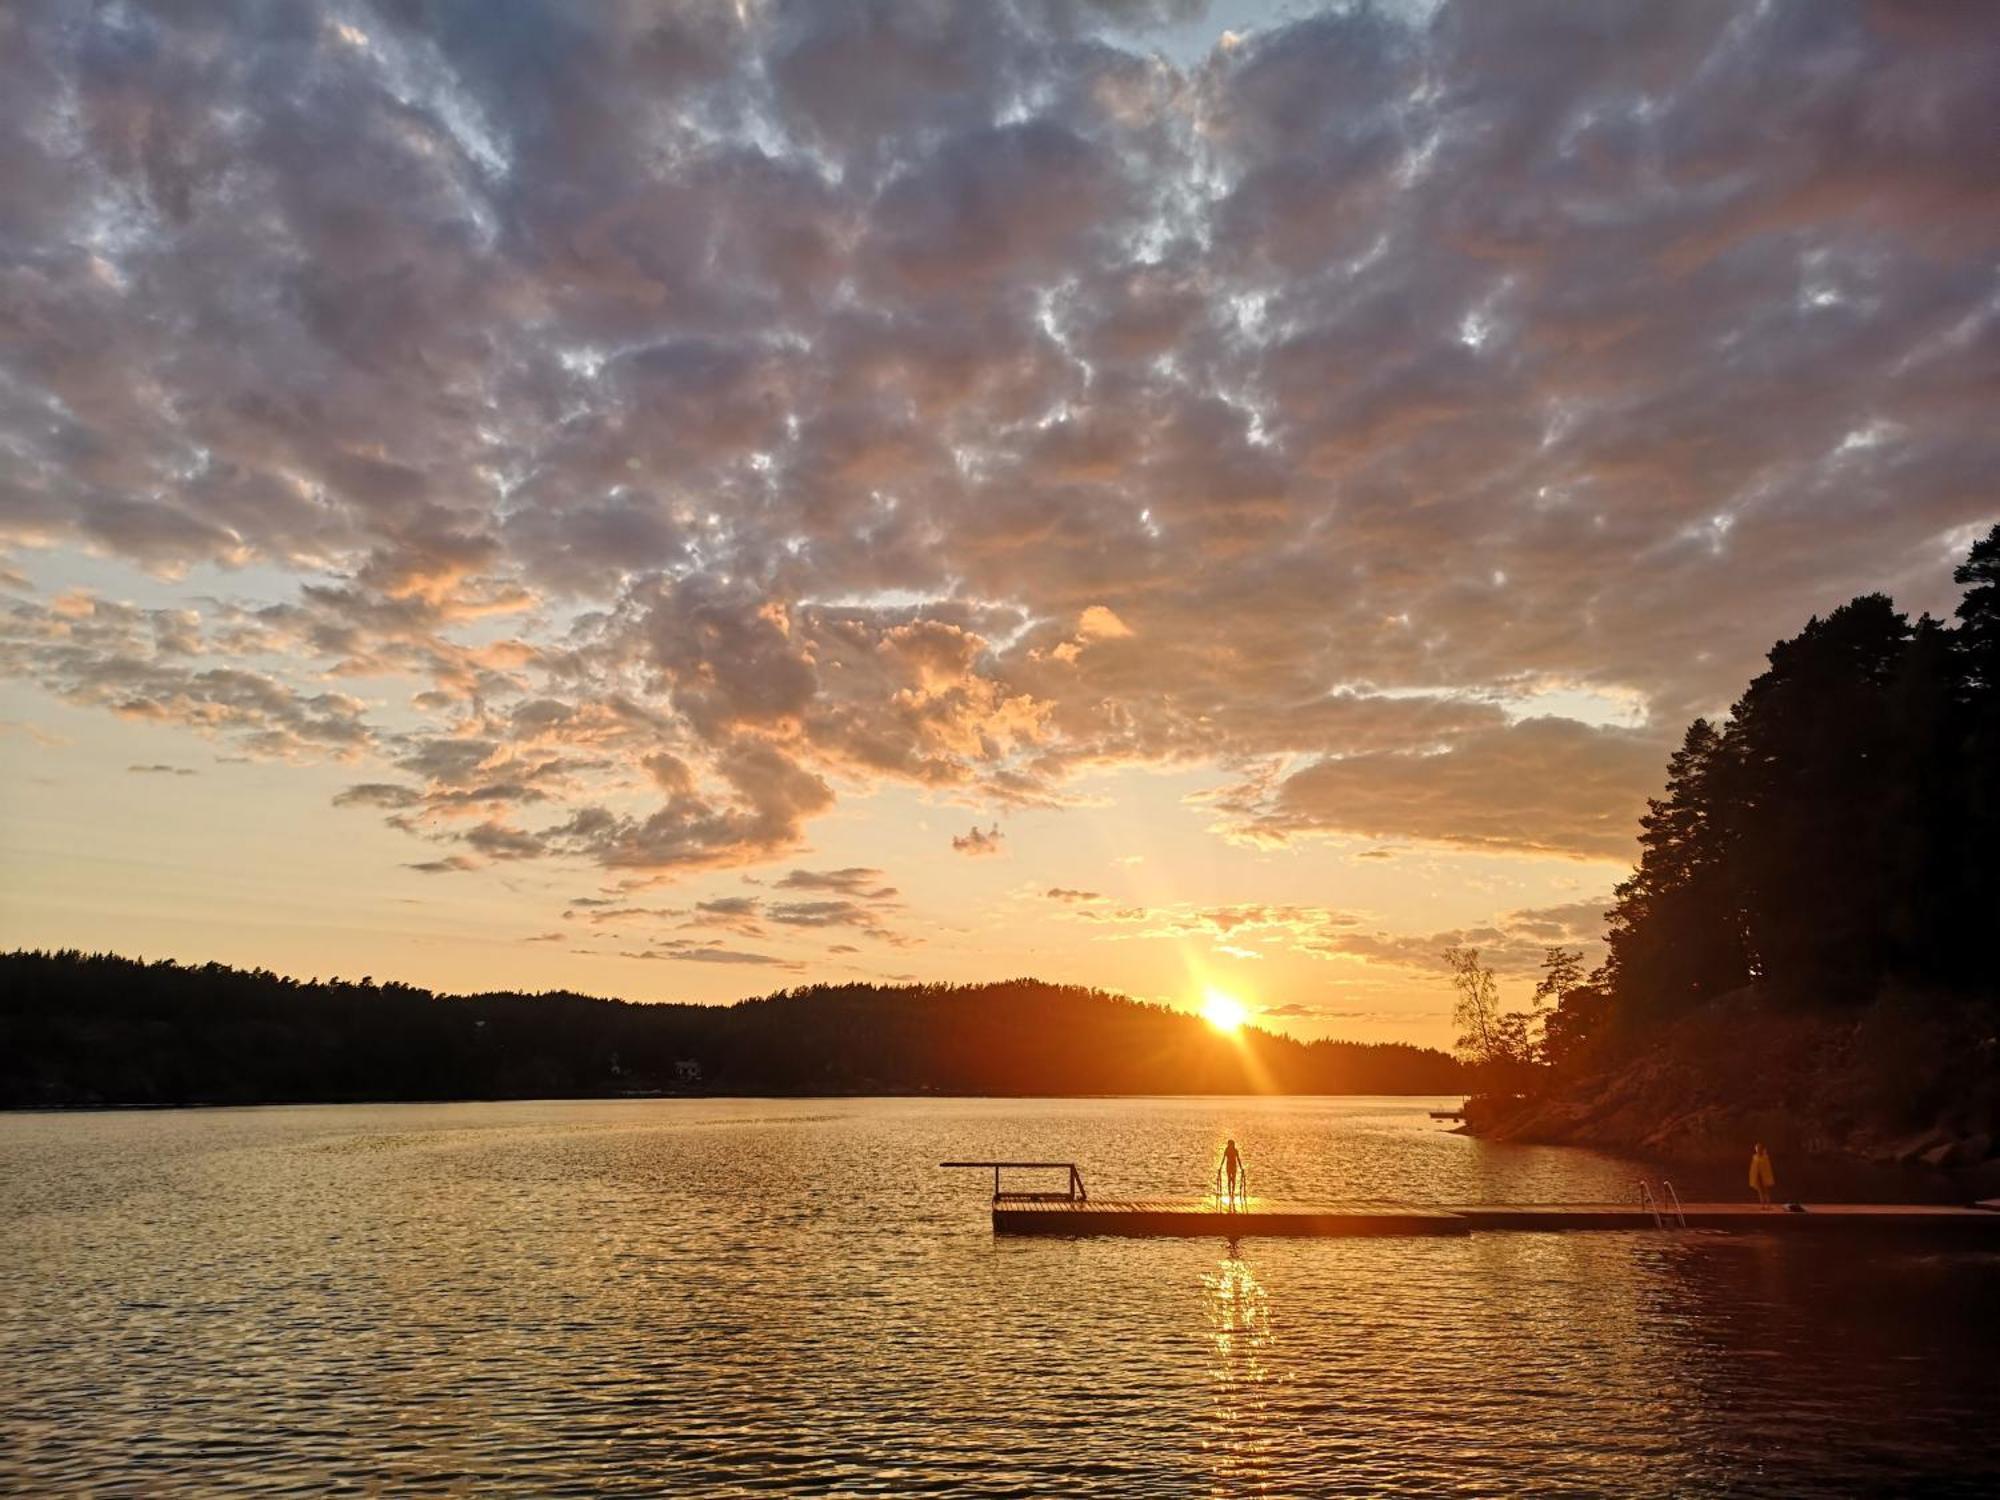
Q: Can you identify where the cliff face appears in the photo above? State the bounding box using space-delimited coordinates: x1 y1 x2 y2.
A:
1468 990 2000 1182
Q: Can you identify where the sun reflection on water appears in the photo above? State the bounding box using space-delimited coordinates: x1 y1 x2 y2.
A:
1201 1252 1279 1489
10 1099 1998 1493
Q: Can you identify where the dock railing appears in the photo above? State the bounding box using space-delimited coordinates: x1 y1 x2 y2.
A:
1637 1179 1665 1229
942 1161 1088 1203
1212 1162 1249 1210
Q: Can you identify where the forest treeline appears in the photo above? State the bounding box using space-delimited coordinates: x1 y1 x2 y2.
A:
1455 525 2000 1144
0 950 1464 1107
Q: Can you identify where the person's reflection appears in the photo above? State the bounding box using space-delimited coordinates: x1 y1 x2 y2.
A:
1208 1250 1266 1340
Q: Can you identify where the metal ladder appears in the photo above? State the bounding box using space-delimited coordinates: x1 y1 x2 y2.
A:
1212 1162 1250 1211
1636 1178 1688 1229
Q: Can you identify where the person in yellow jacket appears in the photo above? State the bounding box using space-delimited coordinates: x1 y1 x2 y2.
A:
1749 1143 1776 1208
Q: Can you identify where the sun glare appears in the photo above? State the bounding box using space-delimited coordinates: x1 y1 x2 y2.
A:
1202 988 1248 1033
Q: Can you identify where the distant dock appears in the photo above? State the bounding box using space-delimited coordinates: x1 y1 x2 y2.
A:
944 1162 2000 1239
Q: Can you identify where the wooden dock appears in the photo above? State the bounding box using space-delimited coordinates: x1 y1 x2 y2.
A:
943 1161 2000 1240
993 1199 1470 1236
990 1198 2000 1238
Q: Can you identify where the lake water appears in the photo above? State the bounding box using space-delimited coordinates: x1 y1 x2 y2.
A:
3 1096 1997 1496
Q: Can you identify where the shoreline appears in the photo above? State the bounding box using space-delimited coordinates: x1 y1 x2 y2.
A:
0 1088 1467 1115
1459 1093 2000 1198
1450 994 1999 1195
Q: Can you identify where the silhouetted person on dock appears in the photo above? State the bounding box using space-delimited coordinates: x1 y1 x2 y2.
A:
1750 1143 1776 1208
1219 1139 1245 1210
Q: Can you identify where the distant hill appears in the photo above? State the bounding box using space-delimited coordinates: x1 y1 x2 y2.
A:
0 950 1463 1107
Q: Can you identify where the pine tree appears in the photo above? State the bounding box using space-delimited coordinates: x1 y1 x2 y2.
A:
1602 717 1747 1022
1952 525 2000 952
1722 595 1913 1001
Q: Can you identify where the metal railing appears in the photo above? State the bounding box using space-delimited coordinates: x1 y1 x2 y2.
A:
941 1161 1087 1203
1212 1162 1250 1211
1635 1179 1691 1229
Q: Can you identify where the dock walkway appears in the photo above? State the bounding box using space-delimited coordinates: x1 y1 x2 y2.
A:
943 1162 2000 1239
990 1198 2000 1237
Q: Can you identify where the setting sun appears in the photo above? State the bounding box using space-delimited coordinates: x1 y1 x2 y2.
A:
1202 989 1248 1033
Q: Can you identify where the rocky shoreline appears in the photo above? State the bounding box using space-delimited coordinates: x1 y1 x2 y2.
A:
1461 996 2000 1193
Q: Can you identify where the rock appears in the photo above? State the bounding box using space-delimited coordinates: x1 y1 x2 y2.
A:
1474 1095 1599 1145
1894 1127 1956 1166
1917 1132 1995 1171
1458 994 1999 1170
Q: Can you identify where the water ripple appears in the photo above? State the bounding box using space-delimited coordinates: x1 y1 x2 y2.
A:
3 1097 1998 1495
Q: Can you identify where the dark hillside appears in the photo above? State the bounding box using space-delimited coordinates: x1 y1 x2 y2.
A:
0 950 1462 1107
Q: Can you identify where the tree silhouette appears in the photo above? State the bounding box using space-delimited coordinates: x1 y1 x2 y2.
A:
1721 594 1915 999
1601 718 1746 1024
1953 528 2000 951
1544 522 2000 1063
0 951 1465 1106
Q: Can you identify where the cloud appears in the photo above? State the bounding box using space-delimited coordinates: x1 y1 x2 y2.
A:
3 0 1997 906
1505 899 1613 943
1306 896 1616 980
333 783 423 810
0 720 69 748
766 897 907 946
127 763 196 776
687 895 766 936
1076 605 1134 641
1045 887 1103 903
1259 1003 1381 1021
952 823 1005 856
530 741 835 873
1213 719 1663 861
775 867 898 898
1056 892 1609 988
2 594 377 763
463 821 545 861
767 899 875 929
1070 902 1362 944
619 943 802 968
638 867 913 947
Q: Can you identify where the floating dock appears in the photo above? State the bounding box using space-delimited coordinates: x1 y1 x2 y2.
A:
989 1198 2000 1237
993 1199 1468 1236
943 1163 2000 1239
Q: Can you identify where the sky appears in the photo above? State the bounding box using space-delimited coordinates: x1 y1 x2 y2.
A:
2 0 1996 1049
